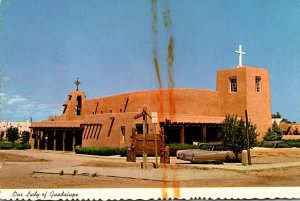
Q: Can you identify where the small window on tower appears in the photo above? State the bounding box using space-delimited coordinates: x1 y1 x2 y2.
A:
76 96 82 115
255 76 261 92
230 77 237 92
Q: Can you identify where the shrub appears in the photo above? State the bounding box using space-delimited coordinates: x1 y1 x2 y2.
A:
75 147 127 156
0 142 31 150
15 143 31 150
283 139 300 148
167 143 199 157
0 142 15 150
263 121 283 141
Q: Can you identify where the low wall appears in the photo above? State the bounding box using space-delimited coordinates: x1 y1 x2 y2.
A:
251 148 300 164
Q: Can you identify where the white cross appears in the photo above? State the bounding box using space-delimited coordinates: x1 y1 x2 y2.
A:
235 44 246 67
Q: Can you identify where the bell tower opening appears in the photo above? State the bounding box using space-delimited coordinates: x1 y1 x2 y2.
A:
76 96 82 115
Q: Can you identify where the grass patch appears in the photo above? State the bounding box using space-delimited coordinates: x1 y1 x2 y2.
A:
0 142 31 150
75 146 127 156
167 143 199 157
0 152 48 162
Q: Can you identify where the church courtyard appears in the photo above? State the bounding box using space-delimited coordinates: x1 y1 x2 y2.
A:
1 149 300 188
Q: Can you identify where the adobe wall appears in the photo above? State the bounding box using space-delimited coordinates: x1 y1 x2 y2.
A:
81 113 156 148
82 88 221 121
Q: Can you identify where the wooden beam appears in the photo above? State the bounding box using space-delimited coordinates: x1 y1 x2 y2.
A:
203 126 207 143
108 117 115 137
180 126 185 144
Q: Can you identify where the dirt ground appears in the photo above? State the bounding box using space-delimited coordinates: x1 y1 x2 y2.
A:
1 149 300 188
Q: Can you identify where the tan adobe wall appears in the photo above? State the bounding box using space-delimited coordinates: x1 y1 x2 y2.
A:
245 67 272 140
82 88 221 120
217 66 272 139
81 113 157 148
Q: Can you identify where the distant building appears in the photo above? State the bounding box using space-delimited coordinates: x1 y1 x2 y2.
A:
280 123 300 140
30 65 272 151
0 121 31 140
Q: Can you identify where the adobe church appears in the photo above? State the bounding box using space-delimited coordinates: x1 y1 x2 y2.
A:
30 46 272 151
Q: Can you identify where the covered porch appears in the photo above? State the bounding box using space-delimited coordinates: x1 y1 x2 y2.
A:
30 121 83 152
159 116 224 144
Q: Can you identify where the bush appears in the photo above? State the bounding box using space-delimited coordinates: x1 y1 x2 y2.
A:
167 143 199 157
283 139 300 148
75 147 127 156
15 143 31 150
0 142 31 150
0 142 15 150
263 121 283 141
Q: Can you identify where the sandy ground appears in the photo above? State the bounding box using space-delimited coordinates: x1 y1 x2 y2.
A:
1 149 300 188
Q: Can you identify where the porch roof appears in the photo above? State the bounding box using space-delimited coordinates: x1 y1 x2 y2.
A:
31 121 82 129
160 115 225 125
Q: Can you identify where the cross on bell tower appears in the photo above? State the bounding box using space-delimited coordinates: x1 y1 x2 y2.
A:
74 78 81 91
235 44 246 67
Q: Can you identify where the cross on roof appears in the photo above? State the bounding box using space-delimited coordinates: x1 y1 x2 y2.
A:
74 78 81 91
235 44 246 67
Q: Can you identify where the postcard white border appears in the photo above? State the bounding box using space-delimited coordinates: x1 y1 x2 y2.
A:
1 187 300 200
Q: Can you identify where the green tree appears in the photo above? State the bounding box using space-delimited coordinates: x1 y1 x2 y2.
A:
263 121 283 141
218 115 258 160
20 131 30 144
0 131 4 141
272 112 282 118
6 127 19 143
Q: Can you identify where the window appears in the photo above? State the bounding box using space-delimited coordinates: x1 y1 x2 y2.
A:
255 76 261 92
121 126 125 143
230 77 237 92
63 105 67 114
135 124 148 134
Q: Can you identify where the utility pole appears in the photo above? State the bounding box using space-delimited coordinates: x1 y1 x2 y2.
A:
245 110 252 165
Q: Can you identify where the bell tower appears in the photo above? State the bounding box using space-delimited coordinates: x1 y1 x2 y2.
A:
62 78 86 120
216 46 272 139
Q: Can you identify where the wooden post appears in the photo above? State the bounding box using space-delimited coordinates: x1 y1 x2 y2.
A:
45 133 48 150
142 111 147 169
180 126 185 144
37 130 41 150
30 128 34 150
73 130 76 152
154 123 158 168
53 130 57 151
203 125 207 143
63 131 66 151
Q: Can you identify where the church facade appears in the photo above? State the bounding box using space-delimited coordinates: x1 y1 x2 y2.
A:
30 65 272 151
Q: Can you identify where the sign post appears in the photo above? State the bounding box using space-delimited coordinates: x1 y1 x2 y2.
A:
134 107 152 169
151 112 158 168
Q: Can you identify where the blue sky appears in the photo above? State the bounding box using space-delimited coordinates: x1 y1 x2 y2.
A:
0 0 300 122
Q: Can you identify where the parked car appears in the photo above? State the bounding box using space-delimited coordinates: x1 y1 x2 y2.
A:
177 143 241 164
190 149 240 164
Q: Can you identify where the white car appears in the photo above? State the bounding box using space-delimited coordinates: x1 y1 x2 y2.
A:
177 143 241 164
